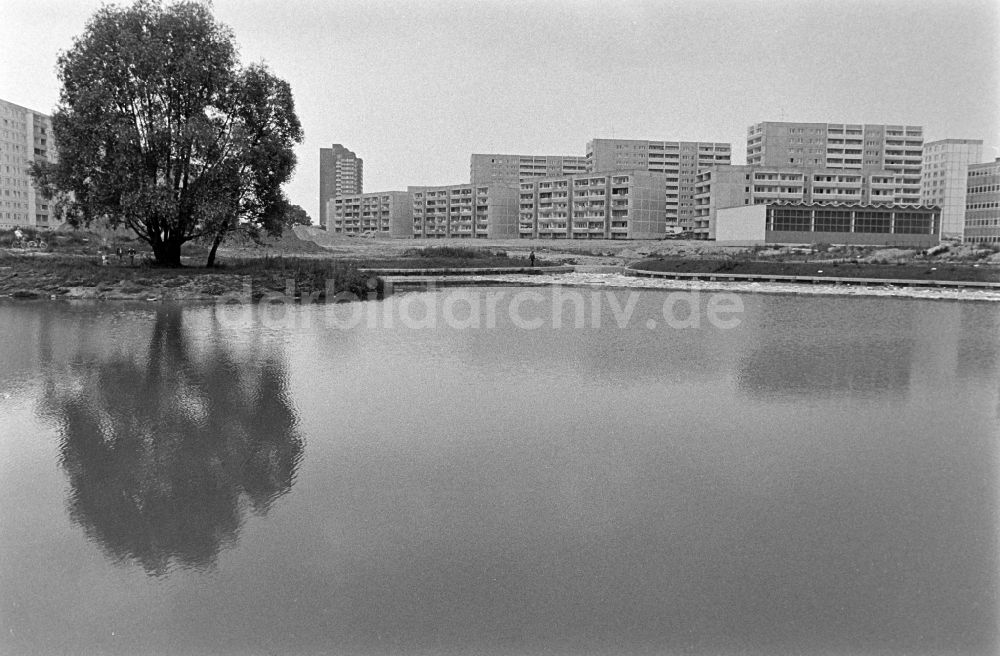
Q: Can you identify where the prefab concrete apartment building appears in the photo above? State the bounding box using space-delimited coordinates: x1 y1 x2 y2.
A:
0 98 59 230
327 191 412 238
410 184 519 239
586 139 731 230
921 139 983 240
518 171 667 240
693 165 898 240
318 144 363 228
965 158 1000 245
746 122 923 204
470 154 588 186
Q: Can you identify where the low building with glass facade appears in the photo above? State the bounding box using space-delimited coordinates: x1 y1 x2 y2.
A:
410 184 519 239
965 158 1000 245
518 170 667 240
327 191 412 238
715 202 939 247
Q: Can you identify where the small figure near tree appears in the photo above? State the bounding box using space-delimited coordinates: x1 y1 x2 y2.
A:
31 0 303 267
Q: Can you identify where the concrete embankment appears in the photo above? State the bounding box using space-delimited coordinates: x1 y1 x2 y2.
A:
367 266 573 292
359 265 574 277
626 267 1000 291
376 270 1000 302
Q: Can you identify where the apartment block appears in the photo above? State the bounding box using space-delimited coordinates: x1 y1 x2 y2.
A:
693 165 897 239
518 170 667 240
965 158 1000 245
327 191 412 238
921 139 983 240
318 144 363 228
715 203 939 248
470 154 588 186
410 184 519 239
746 122 924 204
0 98 59 229
585 138 731 229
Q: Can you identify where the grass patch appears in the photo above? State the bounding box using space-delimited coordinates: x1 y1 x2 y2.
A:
0 252 375 300
401 246 489 259
360 256 539 269
631 258 1000 283
218 255 376 298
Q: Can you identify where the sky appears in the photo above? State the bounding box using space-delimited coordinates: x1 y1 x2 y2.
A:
2 0 998 221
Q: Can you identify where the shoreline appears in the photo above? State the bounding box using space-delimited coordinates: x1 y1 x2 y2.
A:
3 248 1000 305
6 272 997 305
381 272 1000 303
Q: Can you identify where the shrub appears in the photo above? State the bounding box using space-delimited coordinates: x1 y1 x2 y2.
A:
401 246 483 259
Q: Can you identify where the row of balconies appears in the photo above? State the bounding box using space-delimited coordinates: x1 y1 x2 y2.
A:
334 221 388 229
754 188 804 196
754 174 805 181
811 178 862 185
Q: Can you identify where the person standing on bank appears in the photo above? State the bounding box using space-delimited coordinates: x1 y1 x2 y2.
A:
529 250 535 267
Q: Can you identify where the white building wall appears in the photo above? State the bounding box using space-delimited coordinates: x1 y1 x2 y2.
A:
921 139 983 240
715 205 767 243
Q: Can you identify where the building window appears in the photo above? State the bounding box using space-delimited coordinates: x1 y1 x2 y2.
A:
854 211 891 233
769 208 811 231
813 210 851 232
893 211 934 235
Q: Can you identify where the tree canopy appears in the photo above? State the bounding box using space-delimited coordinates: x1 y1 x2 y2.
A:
32 0 303 266
284 203 313 226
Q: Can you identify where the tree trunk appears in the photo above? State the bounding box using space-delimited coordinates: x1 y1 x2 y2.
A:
151 238 183 267
206 231 225 268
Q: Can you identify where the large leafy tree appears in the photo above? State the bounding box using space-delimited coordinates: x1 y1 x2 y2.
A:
32 0 303 267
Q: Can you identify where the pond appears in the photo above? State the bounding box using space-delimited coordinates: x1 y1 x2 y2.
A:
1 288 997 655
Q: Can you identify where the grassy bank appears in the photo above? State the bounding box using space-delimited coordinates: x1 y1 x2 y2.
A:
0 245 553 301
7 229 1000 302
0 252 375 301
631 257 1000 283
357 245 550 269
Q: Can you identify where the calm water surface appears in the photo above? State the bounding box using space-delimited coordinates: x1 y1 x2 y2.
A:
1 289 998 655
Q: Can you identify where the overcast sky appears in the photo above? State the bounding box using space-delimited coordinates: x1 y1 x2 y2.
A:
2 0 998 221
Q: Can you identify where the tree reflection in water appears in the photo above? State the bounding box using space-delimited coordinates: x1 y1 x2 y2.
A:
41 308 304 576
